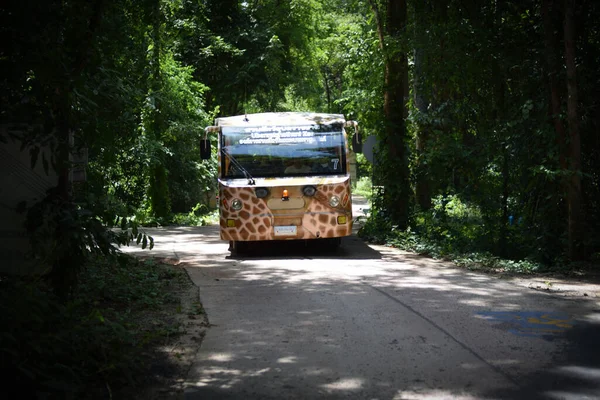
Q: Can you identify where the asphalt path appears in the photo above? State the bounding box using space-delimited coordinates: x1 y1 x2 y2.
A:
122 200 600 399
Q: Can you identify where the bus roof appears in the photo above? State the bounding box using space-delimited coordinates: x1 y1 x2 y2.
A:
215 112 346 127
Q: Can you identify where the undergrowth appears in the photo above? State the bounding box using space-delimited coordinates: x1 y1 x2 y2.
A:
352 176 373 200
358 194 548 274
171 207 219 227
0 255 190 399
132 203 219 227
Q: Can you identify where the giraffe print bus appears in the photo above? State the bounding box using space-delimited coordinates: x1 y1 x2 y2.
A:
200 112 360 253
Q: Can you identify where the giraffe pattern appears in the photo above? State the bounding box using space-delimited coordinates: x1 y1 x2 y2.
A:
218 176 353 241
212 112 356 244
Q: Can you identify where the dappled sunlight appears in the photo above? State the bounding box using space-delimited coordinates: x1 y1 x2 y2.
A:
184 287 521 398
581 312 600 323
555 365 600 380
490 359 521 366
544 390 596 399
129 226 600 399
459 362 481 370
208 353 235 362
459 299 491 307
226 254 534 316
539 365 600 400
190 366 271 390
191 366 242 387
321 377 364 390
277 356 298 364
393 389 480 400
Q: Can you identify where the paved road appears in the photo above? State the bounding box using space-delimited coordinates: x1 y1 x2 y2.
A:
122 206 600 399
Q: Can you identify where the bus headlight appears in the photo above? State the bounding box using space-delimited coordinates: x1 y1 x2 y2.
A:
302 185 316 197
231 198 243 211
329 195 340 207
255 187 269 198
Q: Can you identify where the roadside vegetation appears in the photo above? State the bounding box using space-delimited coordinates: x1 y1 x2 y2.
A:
352 176 374 200
2 0 600 396
358 193 600 276
3 0 598 273
133 204 220 228
1 256 202 399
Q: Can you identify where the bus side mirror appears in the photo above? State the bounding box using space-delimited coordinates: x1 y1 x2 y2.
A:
352 133 362 153
200 139 211 159
346 120 362 153
201 126 219 160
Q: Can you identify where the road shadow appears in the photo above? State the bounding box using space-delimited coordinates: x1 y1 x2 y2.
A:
226 235 382 261
479 315 600 399
123 223 600 399
185 236 600 399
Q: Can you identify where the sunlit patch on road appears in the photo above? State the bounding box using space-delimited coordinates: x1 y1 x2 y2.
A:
476 311 576 340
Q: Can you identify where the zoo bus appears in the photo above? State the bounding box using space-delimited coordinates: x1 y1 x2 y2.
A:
200 112 361 253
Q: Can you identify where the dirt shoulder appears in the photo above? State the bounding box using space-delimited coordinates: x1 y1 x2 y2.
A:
505 271 600 299
130 234 600 398
131 258 209 400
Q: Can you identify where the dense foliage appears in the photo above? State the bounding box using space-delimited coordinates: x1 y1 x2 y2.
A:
1 0 599 285
349 0 600 267
0 256 193 398
2 0 600 396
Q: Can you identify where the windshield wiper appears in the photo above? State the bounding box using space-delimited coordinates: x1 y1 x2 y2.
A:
222 148 255 185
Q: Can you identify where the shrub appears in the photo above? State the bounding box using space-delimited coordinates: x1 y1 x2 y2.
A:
0 256 189 399
353 176 373 198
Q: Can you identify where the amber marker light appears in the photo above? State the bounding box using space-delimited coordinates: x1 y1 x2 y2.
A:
282 189 289 201
227 219 236 227
342 193 349 207
337 216 347 224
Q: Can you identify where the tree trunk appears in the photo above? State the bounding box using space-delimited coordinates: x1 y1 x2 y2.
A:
149 0 170 219
564 0 583 260
324 67 332 113
493 73 510 257
369 0 410 228
413 1 431 211
414 46 431 211
542 0 567 171
499 145 510 258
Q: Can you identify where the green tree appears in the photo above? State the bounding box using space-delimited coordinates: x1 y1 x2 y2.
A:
369 0 411 228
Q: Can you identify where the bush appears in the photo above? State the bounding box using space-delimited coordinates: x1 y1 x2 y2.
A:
171 204 219 226
0 256 189 399
353 176 373 198
359 192 547 274
412 194 490 255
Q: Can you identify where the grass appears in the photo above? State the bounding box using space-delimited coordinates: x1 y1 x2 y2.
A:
352 176 373 199
358 212 600 278
172 209 219 226
357 193 561 276
131 203 219 227
0 255 198 399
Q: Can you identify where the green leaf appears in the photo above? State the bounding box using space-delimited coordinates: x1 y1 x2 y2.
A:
30 146 40 169
142 235 148 249
42 152 49 175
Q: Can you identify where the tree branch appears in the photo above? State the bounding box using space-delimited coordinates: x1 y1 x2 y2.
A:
368 0 386 52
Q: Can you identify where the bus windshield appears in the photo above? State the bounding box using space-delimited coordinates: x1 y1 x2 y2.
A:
221 123 346 179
